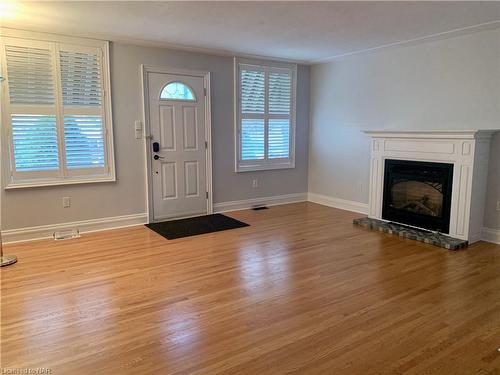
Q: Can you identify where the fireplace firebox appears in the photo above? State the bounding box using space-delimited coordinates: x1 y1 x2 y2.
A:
382 159 454 233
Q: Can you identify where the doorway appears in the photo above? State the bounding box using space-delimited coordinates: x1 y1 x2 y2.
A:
142 66 212 222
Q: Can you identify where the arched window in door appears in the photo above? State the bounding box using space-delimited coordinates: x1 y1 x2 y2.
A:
160 82 196 101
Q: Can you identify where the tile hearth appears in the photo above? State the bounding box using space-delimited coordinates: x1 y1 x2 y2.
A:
353 217 468 250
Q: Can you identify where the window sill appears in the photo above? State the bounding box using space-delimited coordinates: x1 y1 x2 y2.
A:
236 161 295 173
4 175 116 190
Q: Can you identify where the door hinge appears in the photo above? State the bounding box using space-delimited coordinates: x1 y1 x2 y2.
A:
206 191 209 199
204 88 207 96
205 141 208 149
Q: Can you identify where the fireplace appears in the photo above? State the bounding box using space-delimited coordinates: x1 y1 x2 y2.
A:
363 130 496 243
382 159 454 233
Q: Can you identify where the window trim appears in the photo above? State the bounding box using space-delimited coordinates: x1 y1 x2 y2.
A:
234 57 297 172
0 28 116 189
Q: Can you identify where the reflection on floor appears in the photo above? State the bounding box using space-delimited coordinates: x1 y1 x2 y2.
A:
2 202 500 374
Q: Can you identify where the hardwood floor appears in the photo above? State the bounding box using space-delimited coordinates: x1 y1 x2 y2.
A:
1 202 500 374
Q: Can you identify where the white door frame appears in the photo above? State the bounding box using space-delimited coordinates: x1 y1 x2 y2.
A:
141 65 213 223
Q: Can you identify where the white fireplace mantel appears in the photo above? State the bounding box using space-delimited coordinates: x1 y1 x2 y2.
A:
363 129 498 243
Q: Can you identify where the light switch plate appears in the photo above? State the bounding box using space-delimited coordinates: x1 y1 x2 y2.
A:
134 120 143 139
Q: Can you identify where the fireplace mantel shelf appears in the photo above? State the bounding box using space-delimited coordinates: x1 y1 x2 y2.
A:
363 129 499 139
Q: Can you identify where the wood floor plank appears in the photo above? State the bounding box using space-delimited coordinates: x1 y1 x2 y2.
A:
1 202 499 374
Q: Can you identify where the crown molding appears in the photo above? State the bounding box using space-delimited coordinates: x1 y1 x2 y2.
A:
311 20 500 64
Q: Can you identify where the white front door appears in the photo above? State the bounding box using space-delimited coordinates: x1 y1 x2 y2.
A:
147 72 208 221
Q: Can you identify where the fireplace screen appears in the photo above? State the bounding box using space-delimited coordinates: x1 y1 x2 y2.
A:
391 180 443 217
382 159 453 233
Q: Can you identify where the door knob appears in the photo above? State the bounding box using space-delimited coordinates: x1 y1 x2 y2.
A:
153 154 164 160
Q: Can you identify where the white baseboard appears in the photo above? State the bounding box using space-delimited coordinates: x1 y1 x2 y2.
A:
481 227 500 245
214 192 307 213
4 195 498 246
2 213 148 244
307 193 369 215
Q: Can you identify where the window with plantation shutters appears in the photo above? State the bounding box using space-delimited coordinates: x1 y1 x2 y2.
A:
1 32 114 188
235 59 296 172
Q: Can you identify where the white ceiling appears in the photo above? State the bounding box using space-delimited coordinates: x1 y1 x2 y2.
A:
4 1 500 63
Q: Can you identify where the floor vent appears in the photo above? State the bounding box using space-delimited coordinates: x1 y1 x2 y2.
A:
252 206 268 211
53 229 80 240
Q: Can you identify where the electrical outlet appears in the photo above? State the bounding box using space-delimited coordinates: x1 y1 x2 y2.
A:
63 197 71 208
252 179 258 188
497 201 500 211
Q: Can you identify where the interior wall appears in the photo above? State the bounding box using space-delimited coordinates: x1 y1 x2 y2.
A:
485 134 500 229
309 27 500 229
1 42 310 230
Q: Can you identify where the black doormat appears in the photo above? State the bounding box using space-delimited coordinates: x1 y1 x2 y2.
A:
146 214 249 240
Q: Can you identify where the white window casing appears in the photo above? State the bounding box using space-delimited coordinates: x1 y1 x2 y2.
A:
234 58 297 172
1 29 115 188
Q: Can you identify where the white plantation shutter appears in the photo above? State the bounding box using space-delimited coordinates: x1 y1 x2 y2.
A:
240 68 265 160
5 45 55 105
59 46 106 172
268 70 292 159
236 60 295 171
241 119 265 160
241 69 265 114
4 41 60 176
268 71 291 115
2 33 114 187
60 50 102 106
64 115 105 169
11 114 59 171
268 119 290 159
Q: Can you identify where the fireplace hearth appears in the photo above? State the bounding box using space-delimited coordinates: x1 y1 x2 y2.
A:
353 217 467 250
382 159 453 233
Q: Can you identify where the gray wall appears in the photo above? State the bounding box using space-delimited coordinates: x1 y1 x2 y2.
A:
2 42 310 230
309 27 500 229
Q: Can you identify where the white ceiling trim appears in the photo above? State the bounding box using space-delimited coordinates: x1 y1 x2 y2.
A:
312 20 500 64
